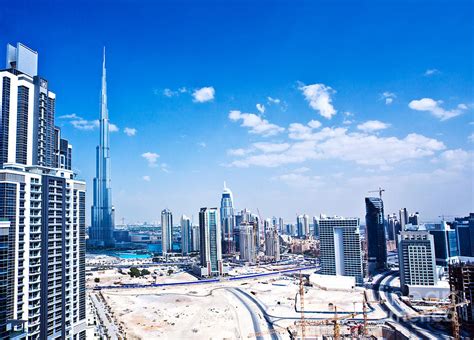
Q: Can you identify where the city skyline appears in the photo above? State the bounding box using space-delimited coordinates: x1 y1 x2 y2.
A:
2 1 472 223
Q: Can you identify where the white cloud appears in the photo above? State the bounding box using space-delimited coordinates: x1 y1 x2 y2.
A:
59 113 79 119
193 87 215 103
293 167 310 173
299 83 337 119
124 127 137 136
256 103 265 114
109 123 119 132
71 118 99 130
229 127 446 168
308 120 322 129
381 92 396 105
438 149 472 170
267 97 281 104
469 133 474 143
163 88 177 97
198 142 207 148
160 163 170 173
424 69 440 76
142 175 151 182
228 110 284 137
409 98 467 121
273 172 323 188
227 148 252 157
178 87 188 93
142 152 160 167
357 120 390 132
253 142 290 153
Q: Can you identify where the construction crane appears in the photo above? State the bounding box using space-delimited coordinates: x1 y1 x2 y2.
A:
368 187 385 199
403 291 469 340
299 271 306 339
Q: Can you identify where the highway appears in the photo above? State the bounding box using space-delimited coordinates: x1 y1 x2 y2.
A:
372 271 450 339
90 292 122 340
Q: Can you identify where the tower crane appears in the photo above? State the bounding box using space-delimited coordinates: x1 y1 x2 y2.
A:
368 187 385 199
403 291 469 340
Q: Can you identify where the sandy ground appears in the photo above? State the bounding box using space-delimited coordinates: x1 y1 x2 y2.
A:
102 285 256 340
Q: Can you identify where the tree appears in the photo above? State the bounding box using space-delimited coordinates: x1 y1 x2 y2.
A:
129 267 141 278
94 277 100 283
167 269 174 276
141 268 150 276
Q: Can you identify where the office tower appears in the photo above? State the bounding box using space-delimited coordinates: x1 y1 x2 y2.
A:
191 224 200 252
451 214 474 257
0 43 86 338
199 208 223 276
398 231 437 294
387 213 400 241
313 216 319 238
161 209 173 254
181 215 191 255
265 228 280 261
0 220 9 338
278 217 284 233
264 218 271 234
408 212 419 225
239 223 256 263
319 217 364 284
449 260 474 329
220 182 235 254
297 215 310 238
365 197 387 274
89 49 115 248
424 222 454 267
399 208 408 230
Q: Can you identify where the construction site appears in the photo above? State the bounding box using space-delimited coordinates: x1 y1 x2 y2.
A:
86 263 471 340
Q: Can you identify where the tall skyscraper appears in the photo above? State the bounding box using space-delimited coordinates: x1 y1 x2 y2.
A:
365 197 387 274
161 209 173 255
89 49 115 248
387 213 399 241
399 208 409 230
239 223 257 263
181 214 191 255
408 212 420 225
297 215 310 238
313 216 320 238
199 207 223 276
451 213 474 257
398 231 437 295
265 227 280 261
191 224 200 252
0 43 86 338
220 182 235 254
319 217 364 284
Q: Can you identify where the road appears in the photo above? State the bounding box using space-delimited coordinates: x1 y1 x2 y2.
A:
372 271 450 339
90 291 122 340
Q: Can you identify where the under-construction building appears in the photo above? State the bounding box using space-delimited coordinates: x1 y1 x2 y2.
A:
449 260 474 331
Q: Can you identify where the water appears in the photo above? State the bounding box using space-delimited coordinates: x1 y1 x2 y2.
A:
114 252 152 259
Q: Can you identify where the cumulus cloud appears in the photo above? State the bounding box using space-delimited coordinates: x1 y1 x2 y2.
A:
267 97 281 104
357 120 390 132
142 152 160 167
142 175 151 182
227 148 252 157
229 127 446 168
469 133 474 143
381 92 396 105
163 88 177 97
253 142 290 153
124 127 137 136
424 69 440 76
256 103 265 114
228 110 284 137
59 113 120 132
299 83 337 119
109 123 119 132
409 98 467 121
193 87 215 103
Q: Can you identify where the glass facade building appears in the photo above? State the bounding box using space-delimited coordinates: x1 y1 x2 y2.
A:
365 197 387 274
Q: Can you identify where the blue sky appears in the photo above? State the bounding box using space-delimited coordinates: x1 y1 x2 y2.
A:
1 0 473 224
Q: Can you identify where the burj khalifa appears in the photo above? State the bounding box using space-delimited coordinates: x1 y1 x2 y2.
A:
88 48 115 248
